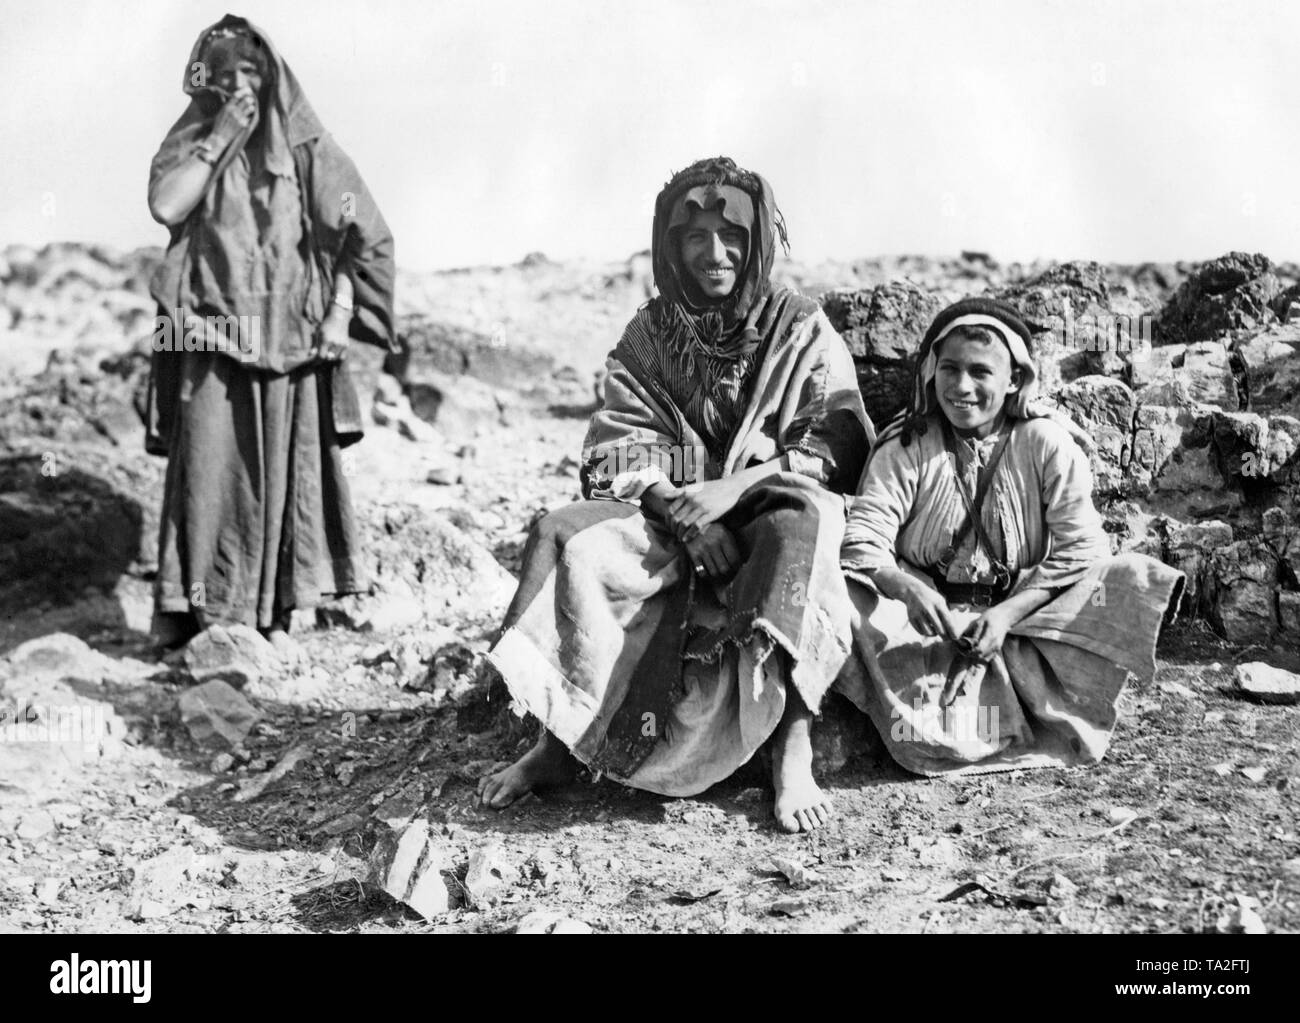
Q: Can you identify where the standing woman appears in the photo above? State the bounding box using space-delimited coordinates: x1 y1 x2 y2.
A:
479 157 873 832
145 15 395 656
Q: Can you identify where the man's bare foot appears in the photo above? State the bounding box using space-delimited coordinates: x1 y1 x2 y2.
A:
772 698 833 833
477 730 578 809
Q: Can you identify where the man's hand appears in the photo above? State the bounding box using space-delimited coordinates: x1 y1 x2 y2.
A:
312 305 350 362
210 87 258 151
667 477 745 541
682 523 742 581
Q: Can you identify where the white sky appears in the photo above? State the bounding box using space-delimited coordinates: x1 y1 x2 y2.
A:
2 0 1296 270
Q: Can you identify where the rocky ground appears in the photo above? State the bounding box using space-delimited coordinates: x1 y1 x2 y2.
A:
0 243 1296 933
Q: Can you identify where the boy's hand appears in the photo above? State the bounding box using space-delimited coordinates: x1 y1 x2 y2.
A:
683 523 742 581
961 604 1015 661
313 306 350 362
887 575 959 640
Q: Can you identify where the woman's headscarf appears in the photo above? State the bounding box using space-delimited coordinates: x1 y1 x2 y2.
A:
159 14 325 184
150 12 393 348
648 156 790 359
880 296 1042 449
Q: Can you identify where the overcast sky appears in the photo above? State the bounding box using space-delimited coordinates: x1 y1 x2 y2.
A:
2 0 1295 270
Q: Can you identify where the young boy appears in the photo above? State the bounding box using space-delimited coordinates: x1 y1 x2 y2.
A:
838 297 1183 774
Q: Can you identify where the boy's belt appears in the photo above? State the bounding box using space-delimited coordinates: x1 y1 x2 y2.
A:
932 577 1010 608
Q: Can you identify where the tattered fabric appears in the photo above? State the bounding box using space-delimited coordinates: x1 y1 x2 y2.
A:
489 292 873 792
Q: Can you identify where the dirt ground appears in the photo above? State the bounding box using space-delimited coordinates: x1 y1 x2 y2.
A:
2 398 1297 935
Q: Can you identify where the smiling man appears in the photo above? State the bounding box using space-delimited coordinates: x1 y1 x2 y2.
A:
478 156 873 833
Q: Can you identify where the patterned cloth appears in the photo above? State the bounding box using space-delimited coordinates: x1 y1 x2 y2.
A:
491 293 873 792
583 289 870 495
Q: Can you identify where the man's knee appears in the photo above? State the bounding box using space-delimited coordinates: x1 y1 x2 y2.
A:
531 500 619 549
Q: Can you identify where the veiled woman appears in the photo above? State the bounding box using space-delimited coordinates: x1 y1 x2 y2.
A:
478 157 873 832
145 15 395 656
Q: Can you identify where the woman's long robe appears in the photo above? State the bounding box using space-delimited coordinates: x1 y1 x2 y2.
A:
488 290 873 795
837 414 1184 775
145 15 396 630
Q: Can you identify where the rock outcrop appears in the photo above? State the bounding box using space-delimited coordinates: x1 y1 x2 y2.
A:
823 251 1300 648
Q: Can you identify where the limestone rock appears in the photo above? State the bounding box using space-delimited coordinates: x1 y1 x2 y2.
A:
177 680 260 749
368 821 454 920
1163 520 1233 617
1211 411 1299 485
1106 501 1162 557
0 685 127 791
1046 376 1134 494
1160 251 1281 346
127 846 196 919
463 842 512 907
991 261 1114 393
1210 541 1279 644
1272 282 1300 323
1129 404 1202 489
516 910 591 934
1237 324 1300 418
370 391 444 445
811 692 880 775
358 502 516 619
1277 592 1300 636
1133 340 1240 410
1128 342 1185 389
358 581 426 634
1151 443 1240 519
820 281 950 428
183 624 282 689
0 635 131 792
404 366 509 439
388 318 557 393
1280 532 1300 587
1234 662 1300 705
1 632 125 688
16 810 56 841
0 449 160 605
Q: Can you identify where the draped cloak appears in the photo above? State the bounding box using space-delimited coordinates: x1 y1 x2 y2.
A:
488 288 874 795
145 14 396 629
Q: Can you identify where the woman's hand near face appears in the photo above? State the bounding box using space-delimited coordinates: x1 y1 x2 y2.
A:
210 87 258 150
